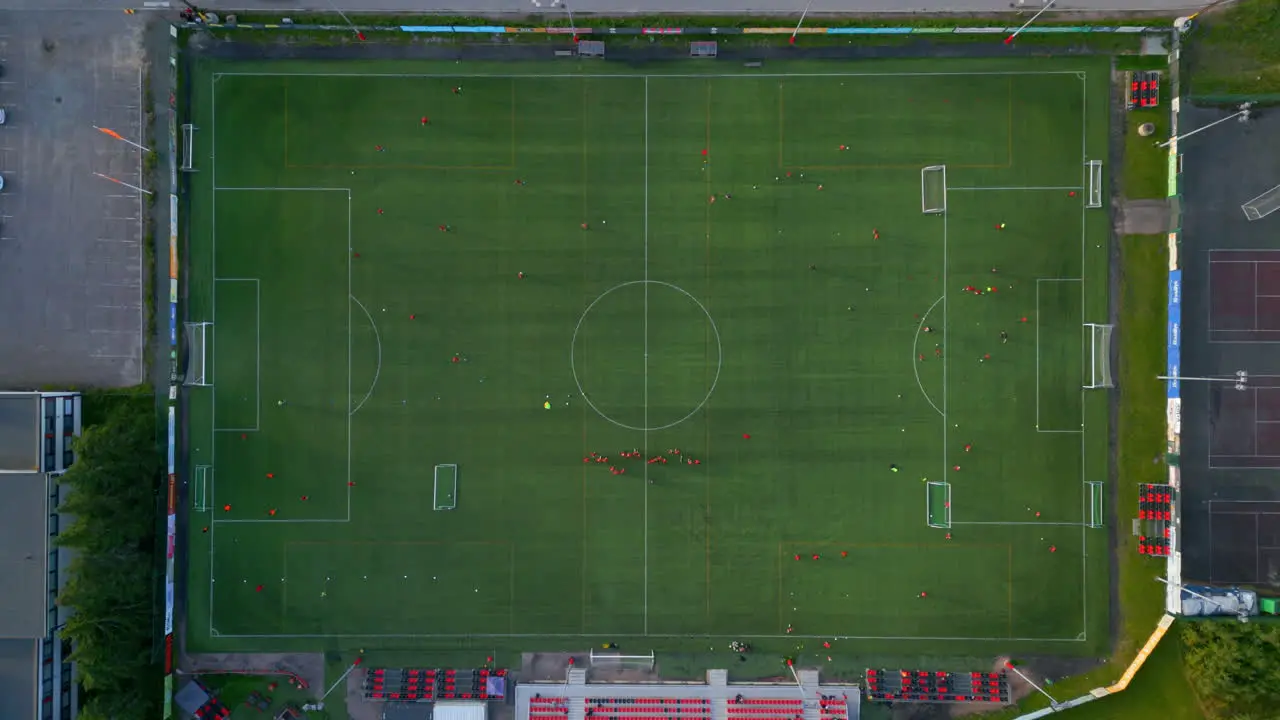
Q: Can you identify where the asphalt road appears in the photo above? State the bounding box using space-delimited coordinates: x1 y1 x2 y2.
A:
0 0 1203 17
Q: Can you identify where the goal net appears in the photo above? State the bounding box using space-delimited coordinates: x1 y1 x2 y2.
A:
1085 323 1114 389
921 165 947 214
434 464 458 510
1086 160 1103 209
1242 183 1280 221
193 466 212 511
1087 481 1104 528
926 480 951 528
589 649 655 669
184 322 212 386
181 124 198 172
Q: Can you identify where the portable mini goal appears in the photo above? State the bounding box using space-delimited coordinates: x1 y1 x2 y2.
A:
589 649 655 669
926 480 951 528
1242 183 1280 221
690 41 718 58
577 41 605 58
181 124 198 172
1084 323 1114 389
184 322 213 386
193 466 213 511
433 464 458 510
1086 160 1103 209
921 165 947 214
1086 481 1104 528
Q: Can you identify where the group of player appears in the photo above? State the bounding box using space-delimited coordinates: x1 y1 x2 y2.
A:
583 448 704 476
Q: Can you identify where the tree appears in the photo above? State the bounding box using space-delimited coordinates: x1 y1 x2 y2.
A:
1181 620 1280 719
55 396 163 720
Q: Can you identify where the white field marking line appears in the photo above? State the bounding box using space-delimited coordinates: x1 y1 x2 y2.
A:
952 521 1087 526
911 295 946 416
1208 338 1280 345
1257 387 1260 455
349 295 383 416
206 631 1087 641
212 187 354 521
1258 512 1263 583
209 71 218 638
215 70 1085 80
1256 262 1261 331
643 75 650 636
136 64 145 384
947 186 1083 192
942 178 949 492
210 278 261 433
1079 72 1089 642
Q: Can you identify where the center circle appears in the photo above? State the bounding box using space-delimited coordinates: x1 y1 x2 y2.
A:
571 280 722 432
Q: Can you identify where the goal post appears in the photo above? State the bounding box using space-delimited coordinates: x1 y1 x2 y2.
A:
1084 323 1114 389
926 480 951 528
921 165 947 214
1087 481 1104 528
1086 160 1103 209
433 464 458 510
589 649 655 669
1241 183 1280 221
193 466 212 511
184 322 212 386
181 124 198 172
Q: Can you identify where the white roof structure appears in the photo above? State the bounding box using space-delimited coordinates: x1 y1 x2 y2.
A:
435 700 489 720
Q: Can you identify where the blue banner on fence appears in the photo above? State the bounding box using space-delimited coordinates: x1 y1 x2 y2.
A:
169 304 178 346
1167 269 1181 399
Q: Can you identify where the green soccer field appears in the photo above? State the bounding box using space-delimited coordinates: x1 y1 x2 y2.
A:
183 57 1111 656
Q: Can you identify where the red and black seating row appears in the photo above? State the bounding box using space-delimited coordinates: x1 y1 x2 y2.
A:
865 669 1010 704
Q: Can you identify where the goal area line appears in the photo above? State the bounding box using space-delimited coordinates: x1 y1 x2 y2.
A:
204 630 1088 642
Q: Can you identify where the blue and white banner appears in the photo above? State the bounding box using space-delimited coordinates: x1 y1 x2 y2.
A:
1167 270 1181 399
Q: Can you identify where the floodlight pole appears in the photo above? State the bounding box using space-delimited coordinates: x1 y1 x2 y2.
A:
92 171 152 196
1158 105 1252 148
789 0 816 45
321 0 366 41
1157 371 1247 387
785 662 809 700
1002 662 1059 708
1005 0 1055 45
321 656 363 701
1157 577 1225 611
553 1 578 42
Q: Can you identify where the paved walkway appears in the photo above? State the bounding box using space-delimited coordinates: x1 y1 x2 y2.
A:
516 668 860 720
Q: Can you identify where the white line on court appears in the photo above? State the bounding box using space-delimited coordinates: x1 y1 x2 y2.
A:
209 72 218 638
948 186 1083 192
1079 72 1089 642
215 71 1086 81
642 75 650 636
206 631 1086 642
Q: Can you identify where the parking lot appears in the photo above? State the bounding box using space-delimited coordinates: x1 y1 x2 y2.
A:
0 11 148 388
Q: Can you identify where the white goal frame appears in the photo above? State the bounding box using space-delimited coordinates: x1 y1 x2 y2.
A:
1087 481 1104 528
1242 183 1280 221
926 480 952 529
181 123 198 172
193 465 213 511
1086 160 1103 209
1084 323 1115 389
433 464 458 510
589 649 656 668
184 321 213 386
921 165 947 214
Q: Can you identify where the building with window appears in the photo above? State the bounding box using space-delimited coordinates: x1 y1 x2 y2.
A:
0 392 81 720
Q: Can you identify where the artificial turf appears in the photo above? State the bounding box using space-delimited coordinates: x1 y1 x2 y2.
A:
183 57 1111 657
